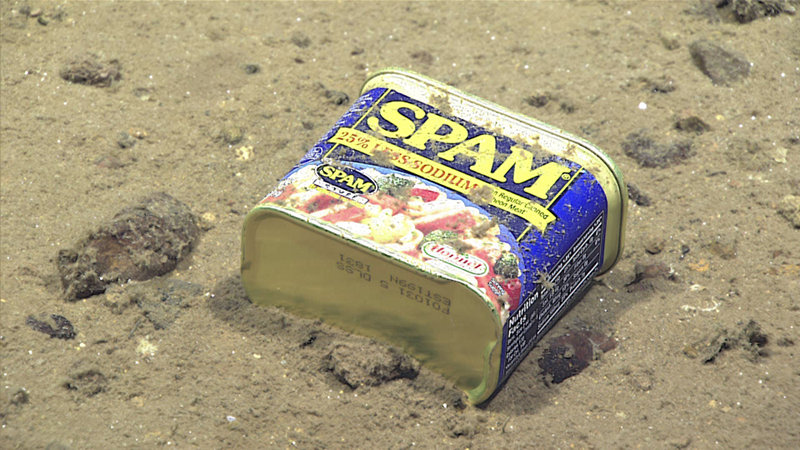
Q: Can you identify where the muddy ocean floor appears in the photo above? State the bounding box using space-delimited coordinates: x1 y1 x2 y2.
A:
1 1 799 448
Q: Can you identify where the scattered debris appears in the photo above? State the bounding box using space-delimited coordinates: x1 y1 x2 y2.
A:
538 329 617 384
60 53 122 87
57 193 200 300
325 340 420 388
622 129 694 168
688 40 751 85
26 314 76 340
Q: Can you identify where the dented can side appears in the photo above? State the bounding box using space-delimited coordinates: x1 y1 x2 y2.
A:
241 68 626 404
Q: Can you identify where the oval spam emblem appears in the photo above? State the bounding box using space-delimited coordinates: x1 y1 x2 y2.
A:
315 164 378 195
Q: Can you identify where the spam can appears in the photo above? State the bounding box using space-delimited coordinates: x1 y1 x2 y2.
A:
241 68 627 404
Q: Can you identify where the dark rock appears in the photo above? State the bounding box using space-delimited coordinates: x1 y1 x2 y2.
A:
26 314 76 340
720 0 797 23
10 388 30 406
60 53 121 87
538 329 617 384
622 130 694 168
57 193 200 300
325 341 420 388
627 182 652 207
689 40 751 85
243 64 260 74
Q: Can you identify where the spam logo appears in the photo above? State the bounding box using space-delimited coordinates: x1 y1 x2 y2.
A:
366 100 572 200
315 164 377 195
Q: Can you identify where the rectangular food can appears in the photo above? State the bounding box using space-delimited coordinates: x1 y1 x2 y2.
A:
241 68 627 404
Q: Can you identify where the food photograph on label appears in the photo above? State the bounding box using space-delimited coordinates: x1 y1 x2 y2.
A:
2 2 798 449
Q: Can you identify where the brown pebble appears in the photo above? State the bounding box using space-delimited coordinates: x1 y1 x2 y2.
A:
644 237 665 255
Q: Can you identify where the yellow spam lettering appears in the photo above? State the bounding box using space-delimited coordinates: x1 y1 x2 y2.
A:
368 100 572 200
319 165 374 194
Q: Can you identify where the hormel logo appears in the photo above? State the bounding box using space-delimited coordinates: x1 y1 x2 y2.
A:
422 242 489 276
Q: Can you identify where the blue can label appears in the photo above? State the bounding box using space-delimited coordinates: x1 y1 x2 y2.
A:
261 87 609 385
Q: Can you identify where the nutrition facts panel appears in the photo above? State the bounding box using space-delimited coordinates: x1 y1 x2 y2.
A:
502 211 605 377
536 211 604 337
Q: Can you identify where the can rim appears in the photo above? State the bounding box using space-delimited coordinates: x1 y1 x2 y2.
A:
361 67 627 274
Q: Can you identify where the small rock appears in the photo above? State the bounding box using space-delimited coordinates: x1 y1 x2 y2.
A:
625 262 673 292
26 314 76 340
446 413 480 438
538 329 617 384
525 92 550 108
689 40 751 85
129 279 205 330
706 236 738 260
325 340 420 388
63 368 107 398
324 89 350 106
57 193 200 300
688 320 769 363
726 0 796 23
659 31 681 50
216 123 245 146
410 50 435 65
622 129 694 168
675 116 711 134
290 32 311 48
777 195 800 228
243 64 260 74
10 388 30 406
116 131 136 149
627 182 651 207
639 75 676 93
644 237 666 255
60 53 122 88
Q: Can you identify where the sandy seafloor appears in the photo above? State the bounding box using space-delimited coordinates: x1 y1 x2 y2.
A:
1 1 799 448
